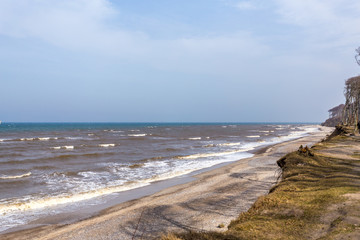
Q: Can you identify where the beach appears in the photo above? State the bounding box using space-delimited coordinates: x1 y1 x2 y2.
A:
165 125 360 239
1 1 358 239
0 126 332 240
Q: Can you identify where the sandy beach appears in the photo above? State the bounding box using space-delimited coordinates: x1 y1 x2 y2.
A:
0 126 332 240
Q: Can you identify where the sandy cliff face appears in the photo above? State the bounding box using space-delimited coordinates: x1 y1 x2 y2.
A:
321 115 342 127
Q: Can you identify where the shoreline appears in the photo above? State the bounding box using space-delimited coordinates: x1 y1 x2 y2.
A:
166 125 360 239
0 126 333 240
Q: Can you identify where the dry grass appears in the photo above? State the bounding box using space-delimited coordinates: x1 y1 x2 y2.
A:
161 133 360 240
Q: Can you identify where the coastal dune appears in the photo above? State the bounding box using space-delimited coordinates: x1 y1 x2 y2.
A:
0 127 332 240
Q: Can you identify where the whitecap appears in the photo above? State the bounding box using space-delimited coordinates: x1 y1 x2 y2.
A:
0 172 31 180
99 144 115 147
20 138 35 141
188 137 201 140
247 135 260 138
38 137 50 141
52 146 74 150
128 134 147 137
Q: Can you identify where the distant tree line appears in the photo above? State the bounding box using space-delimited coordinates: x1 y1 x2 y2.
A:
342 76 360 129
341 47 360 130
322 47 360 129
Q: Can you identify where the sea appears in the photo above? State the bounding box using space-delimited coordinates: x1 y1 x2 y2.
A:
0 122 320 232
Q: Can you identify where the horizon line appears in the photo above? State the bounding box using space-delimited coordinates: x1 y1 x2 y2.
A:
1 121 321 124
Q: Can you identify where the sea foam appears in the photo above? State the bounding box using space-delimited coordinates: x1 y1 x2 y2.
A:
178 149 253 160
0 181 149 216
218 142 241 146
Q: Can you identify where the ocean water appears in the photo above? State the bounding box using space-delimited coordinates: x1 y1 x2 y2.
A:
0 122 320 232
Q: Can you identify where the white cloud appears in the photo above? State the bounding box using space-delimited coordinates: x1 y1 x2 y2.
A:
0 0 271 75
0 0 148 56
235 1 258 10
1 0 357 78
274 0 360 50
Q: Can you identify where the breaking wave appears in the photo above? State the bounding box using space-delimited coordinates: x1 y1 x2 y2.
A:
0 172 32 180
128 134 147 137
188 137 201 140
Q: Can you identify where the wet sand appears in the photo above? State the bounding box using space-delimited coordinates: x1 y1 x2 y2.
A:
0 127 332 240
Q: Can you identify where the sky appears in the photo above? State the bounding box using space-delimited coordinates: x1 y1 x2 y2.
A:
1 0 360 122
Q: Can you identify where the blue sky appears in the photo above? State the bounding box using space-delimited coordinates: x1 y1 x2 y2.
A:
1 0 359 122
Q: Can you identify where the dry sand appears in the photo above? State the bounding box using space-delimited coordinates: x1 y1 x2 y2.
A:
0 127 333 240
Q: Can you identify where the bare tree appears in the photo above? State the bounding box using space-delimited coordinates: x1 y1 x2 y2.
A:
343 76 360 131
340 48 360 131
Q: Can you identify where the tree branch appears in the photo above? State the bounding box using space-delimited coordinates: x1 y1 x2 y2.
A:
356 47 360 66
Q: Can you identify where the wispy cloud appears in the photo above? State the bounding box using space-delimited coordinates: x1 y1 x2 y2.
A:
274 0 360 50
0 0 144 55
235 1 258 10
0 0 270 75
1 0 358 70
